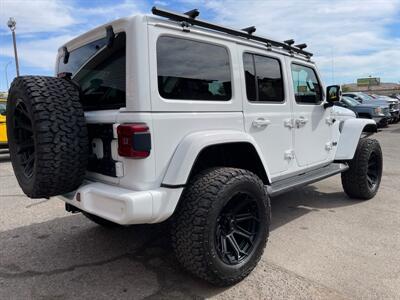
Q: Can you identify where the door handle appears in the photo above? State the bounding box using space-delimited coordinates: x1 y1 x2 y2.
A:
252 118 271 128
295 116 308 128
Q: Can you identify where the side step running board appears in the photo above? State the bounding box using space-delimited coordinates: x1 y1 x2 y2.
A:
267 163 349 197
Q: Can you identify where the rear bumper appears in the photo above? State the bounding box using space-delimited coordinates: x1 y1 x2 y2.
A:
57 182 183 225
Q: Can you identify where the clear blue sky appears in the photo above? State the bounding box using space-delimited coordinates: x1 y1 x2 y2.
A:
1 0 399 91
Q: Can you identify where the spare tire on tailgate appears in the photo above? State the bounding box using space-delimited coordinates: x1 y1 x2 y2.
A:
7 76 89 198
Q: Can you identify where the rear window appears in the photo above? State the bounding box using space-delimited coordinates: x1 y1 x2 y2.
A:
156 36 232 101
58 32 126 111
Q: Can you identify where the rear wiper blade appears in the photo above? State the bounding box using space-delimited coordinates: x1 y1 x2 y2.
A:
62 46 70 64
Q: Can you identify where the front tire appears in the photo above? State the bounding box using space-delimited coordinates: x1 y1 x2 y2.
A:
171 168 271 286
341 138 383 200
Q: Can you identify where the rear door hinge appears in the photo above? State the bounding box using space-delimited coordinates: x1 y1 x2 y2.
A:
284 118 294 129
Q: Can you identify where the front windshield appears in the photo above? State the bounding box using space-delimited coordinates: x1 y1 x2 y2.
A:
341 96 359 107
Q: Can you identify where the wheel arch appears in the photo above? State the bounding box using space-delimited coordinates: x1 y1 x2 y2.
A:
161 130 271 186
335 118 377 160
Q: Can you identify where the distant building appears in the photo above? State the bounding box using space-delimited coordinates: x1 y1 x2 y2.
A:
0 92 8 100
342 80 400 96
357 77 380 87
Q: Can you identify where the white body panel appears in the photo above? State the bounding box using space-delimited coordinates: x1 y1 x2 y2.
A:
287 58 334 167
238 45 294 177
162 129 270 185
54 14 376 224
335 118 376 160
60 182 183 224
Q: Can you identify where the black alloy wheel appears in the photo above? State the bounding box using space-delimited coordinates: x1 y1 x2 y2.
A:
366 152 379 190
13 100 35 178
215 192 260 265
341 138 382 200
171 167 270 286
7 76 89 198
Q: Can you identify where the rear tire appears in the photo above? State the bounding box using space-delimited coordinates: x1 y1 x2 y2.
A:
7 76 89 198
341 138 382 200
171 167 270 286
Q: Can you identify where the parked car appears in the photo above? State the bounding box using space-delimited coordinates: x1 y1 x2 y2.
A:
371 95 399 123
6 7 383 286
0 100 7 148
335 96 389 127
343 92 392 123
390 93 400 100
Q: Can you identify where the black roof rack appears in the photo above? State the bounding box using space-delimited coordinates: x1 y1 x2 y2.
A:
151 6 313 58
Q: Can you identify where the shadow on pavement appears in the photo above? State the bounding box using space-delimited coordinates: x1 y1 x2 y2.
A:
270 185 357 231
0 183 357 299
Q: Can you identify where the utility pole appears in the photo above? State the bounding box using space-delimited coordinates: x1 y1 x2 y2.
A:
7 17 20 77
5 61 11 89
331 47 335 84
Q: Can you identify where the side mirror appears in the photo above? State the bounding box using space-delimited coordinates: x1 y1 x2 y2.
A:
326 85 341 103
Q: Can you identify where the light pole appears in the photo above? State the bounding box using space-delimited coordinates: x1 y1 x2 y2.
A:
7 17 20 77
4 61 11 90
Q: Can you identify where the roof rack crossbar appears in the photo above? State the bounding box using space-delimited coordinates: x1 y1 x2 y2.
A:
184 9 199 19
295 43 307 50
242 26 256 35
151 6 313 57
284 39 295 46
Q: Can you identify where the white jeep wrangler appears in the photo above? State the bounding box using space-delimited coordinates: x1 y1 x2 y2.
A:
7 7 382 286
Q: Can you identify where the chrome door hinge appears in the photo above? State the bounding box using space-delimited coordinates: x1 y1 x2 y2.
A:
284 149 295 160
284 118 294 129
295 116 308 128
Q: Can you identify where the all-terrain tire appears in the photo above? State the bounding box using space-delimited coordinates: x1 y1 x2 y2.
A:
171 167 271 286
82 212 121 228
341 138 382 200
7 76 89 198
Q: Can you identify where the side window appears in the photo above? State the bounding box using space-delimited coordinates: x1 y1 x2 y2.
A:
291 64 322 104
243 53 256 101
243 53 284 102
156 36 232 101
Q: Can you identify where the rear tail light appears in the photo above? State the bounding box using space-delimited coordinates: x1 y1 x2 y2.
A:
117 123 151 158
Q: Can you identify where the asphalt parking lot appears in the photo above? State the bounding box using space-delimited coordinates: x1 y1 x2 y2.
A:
0 124 399 299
